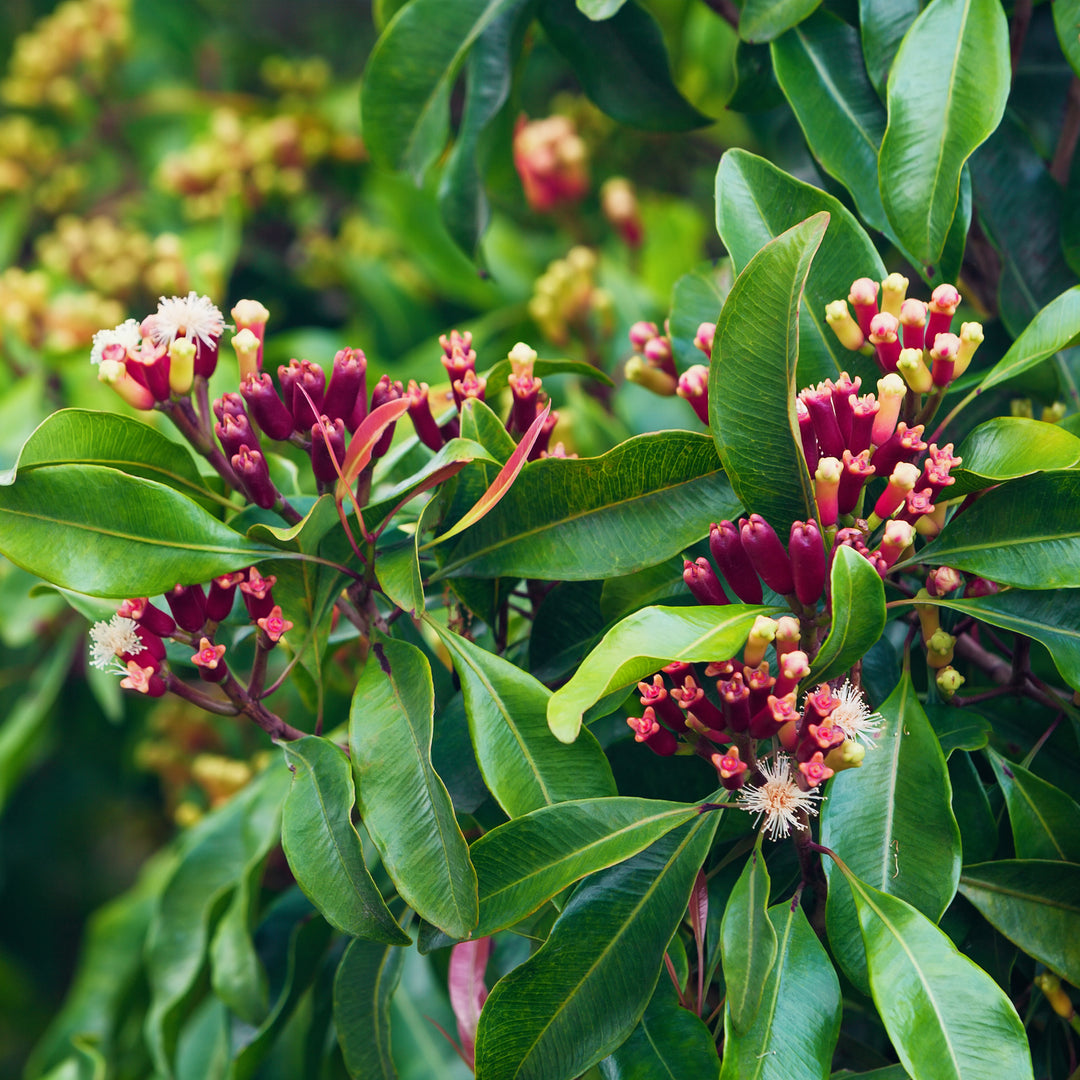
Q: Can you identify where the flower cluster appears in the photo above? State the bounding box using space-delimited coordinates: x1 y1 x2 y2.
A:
513 114 589 213
2 267 123 355
527 246 613 349
624 319 715 424
87 569 292 700
626 622 881 838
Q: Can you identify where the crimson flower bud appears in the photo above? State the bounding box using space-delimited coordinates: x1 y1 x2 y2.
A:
789 520 826 605
127 339 171 402
638 675 687 731
926 283 961 347
873 462 920 522
869 312 900 374
965 577 999 598
233 445 276 509
837 449 874 515
206 571 245 622
671 676 724 730
849 394 879 455
310 415 347 483
120 660 166 697
117 597 175 637
215 410 259 459
745 662 776 715
291 359 326 431
899 298 927 351
871 373 906 448
405 380 444 451
324 347 367 431
748 691 798 739
528 406 559 462
676 365 709 425
848 277 880 337
870 422 927 477
371 375 405 458
774 616 801 661
831 373 861 443
627 708 678 755
241 372 295 441
165 583 207 633
709 521 763 604
643 335 675 377
796 398 820 474
719 673 751 732
257 605 294 644
929 332 961 387
800 383 845 459
278 361 301 422
877 520 915 568
123 625 166 665
192 636 228 683
694 321 716 358
740 515 795 595
629 321 659 350
927 566 963 597
509 370 542 433
712 746 749 790
683 557 728 606
799 751 835 787
773 652 810 699
815 457 843 527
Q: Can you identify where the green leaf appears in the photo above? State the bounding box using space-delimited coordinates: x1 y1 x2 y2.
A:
483 358 615 398
924 704 990 758
878 0 1009 267
361 0 519 178
349 636 478 938
714 150 884 389
720 848 777 1034
537 0 710 131
3 409 216 506
837 867 1033 1080
822 671 961 992
144 760 291 1075
473 813 719 1080
970 114 1079 339
432 431 740 582
471 796 704 936
280 736 410 944
739 0 821 43
427 623 615 818
949 751 997 864
949 417 1080 497
771 12 888 233
579 0 626 16
720 901 841 1080
669 260 733 370
548 604 776 743
910 472 1080 589
376 496 443 617
1054 0 1080 79
986 749 1080 862
0 625 78 814
334 935 408 1080
728 41 786 113
973 285 1080 393
858 0 920 97
958 860 1080 987
0 464 277 598
709 212 825 534
438 2 527 255
598 980 720 1079
810 544 886 685
909 589 1080 693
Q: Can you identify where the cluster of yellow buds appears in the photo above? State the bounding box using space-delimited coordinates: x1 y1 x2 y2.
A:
35 216 193 303
0 0 129 111
156 102 363 221
260 55 332 97
295 214 426 295
528 246 613 347
0 116 85 212
0 267 123 355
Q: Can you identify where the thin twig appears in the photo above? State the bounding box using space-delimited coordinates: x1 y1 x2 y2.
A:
1009 0 1032 83
1052 75 1080 185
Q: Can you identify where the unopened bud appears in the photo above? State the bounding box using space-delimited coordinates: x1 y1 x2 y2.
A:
926 628 957 668
823 739 865 773
826 299 865 351
168 337 196 394
880 273 909 318
954 321 983 378
625 355 676 396
744 615 779 669
935 666 965 700
897 347 933 394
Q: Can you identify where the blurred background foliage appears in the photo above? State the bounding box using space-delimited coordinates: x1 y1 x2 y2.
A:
1 0 1076 1075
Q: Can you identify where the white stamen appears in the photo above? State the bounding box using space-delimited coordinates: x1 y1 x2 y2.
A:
89 615 144 670
738 755 822 840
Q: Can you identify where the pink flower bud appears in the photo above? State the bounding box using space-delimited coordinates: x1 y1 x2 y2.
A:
815 456 843 527
773 616 801 661
837 449 875 515
748 691 798 739
370 375 404 458
709 521 762 604
291 359 326 431
629 321 659 350
406 380 445 452
870 422 927 477
712 747 749 790
848 277 880 337
869 312 901 374
693 321 716 358
324 348 367 431
638 675 687 731
120 660 166 697
233 445 276 509
789 520 826 605
799 752 835 787
926 283 961 346
774 651 810 698
797 398 820 474
215 410 259 459
848 394 879 455
899 298 928 351
877 520 915 567
800 383 845 459
683 557 728 606
873 462 920 521
118 597 176 638
240 567 276 619
206 572 245 622
310 416 346 483
831 373 861 443
192 636 228 682
676 364 709 425
930 332 961 387
927 566 963 596
719 673 751 732
871 373 906 447
257 604 293 644
643 335 675 377
740 515 795 596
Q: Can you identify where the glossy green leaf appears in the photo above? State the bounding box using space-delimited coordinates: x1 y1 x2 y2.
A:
598 980 720 1079
822 671 961 992
739 0 821 43
376 495 442 617
537 0 709 131
471 796 704 936
838 866 1033 1080
949 417 1080 497
859 0 920 97
973 285 1080 393
334 935 407 1080
949 751 997 865
720 848 776 1034
473 812 719 1080
548 604 774 742
810 544 886 684
878 0 1009 266
361 0 519 178
714 150 884 389
438 2 527 255
349 636 477 938
728 42 786 112
432 431 740 582
0 464 277 598
3 408 216 506
578 0 627 17
970 114 1079 339
1054 0 1080 78
911 588 1080 693
427 622 615 818
924 704 990 758
771 12 888 233
710 212 824 534
911 472 1080 589
144 760 290 1075
958 860 1080 986
986 749 1080 862
483 357 615 398
720 901 841 1080
281 736 410 944
229 906 334 1080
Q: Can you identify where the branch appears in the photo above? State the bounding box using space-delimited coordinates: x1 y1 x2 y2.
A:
1052 75 1080 186
701 0 739 29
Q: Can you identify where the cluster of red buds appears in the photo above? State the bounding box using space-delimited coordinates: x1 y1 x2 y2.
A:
626 625 879 837
599 177 643 248
624 319 715 424
826 275 983 391
512 114 589 213
88 568 291 699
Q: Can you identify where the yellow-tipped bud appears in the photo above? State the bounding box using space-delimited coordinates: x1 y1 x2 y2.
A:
897 347 933 393
927 628 957 669
230 328 261 382
825 299 865 351
880 273 909 318
954 321 983 377
935 666 966 700
168 337 196 394
823 739 866 773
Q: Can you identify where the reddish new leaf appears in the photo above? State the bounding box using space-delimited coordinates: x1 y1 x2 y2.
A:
449 937 491 1069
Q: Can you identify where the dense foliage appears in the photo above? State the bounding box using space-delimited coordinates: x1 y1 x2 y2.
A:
3 0 1080 1078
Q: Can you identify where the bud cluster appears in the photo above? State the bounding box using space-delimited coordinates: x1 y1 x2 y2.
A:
512 114 589 213
624 318 715 425
527 246 613 348
88 569 292 701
